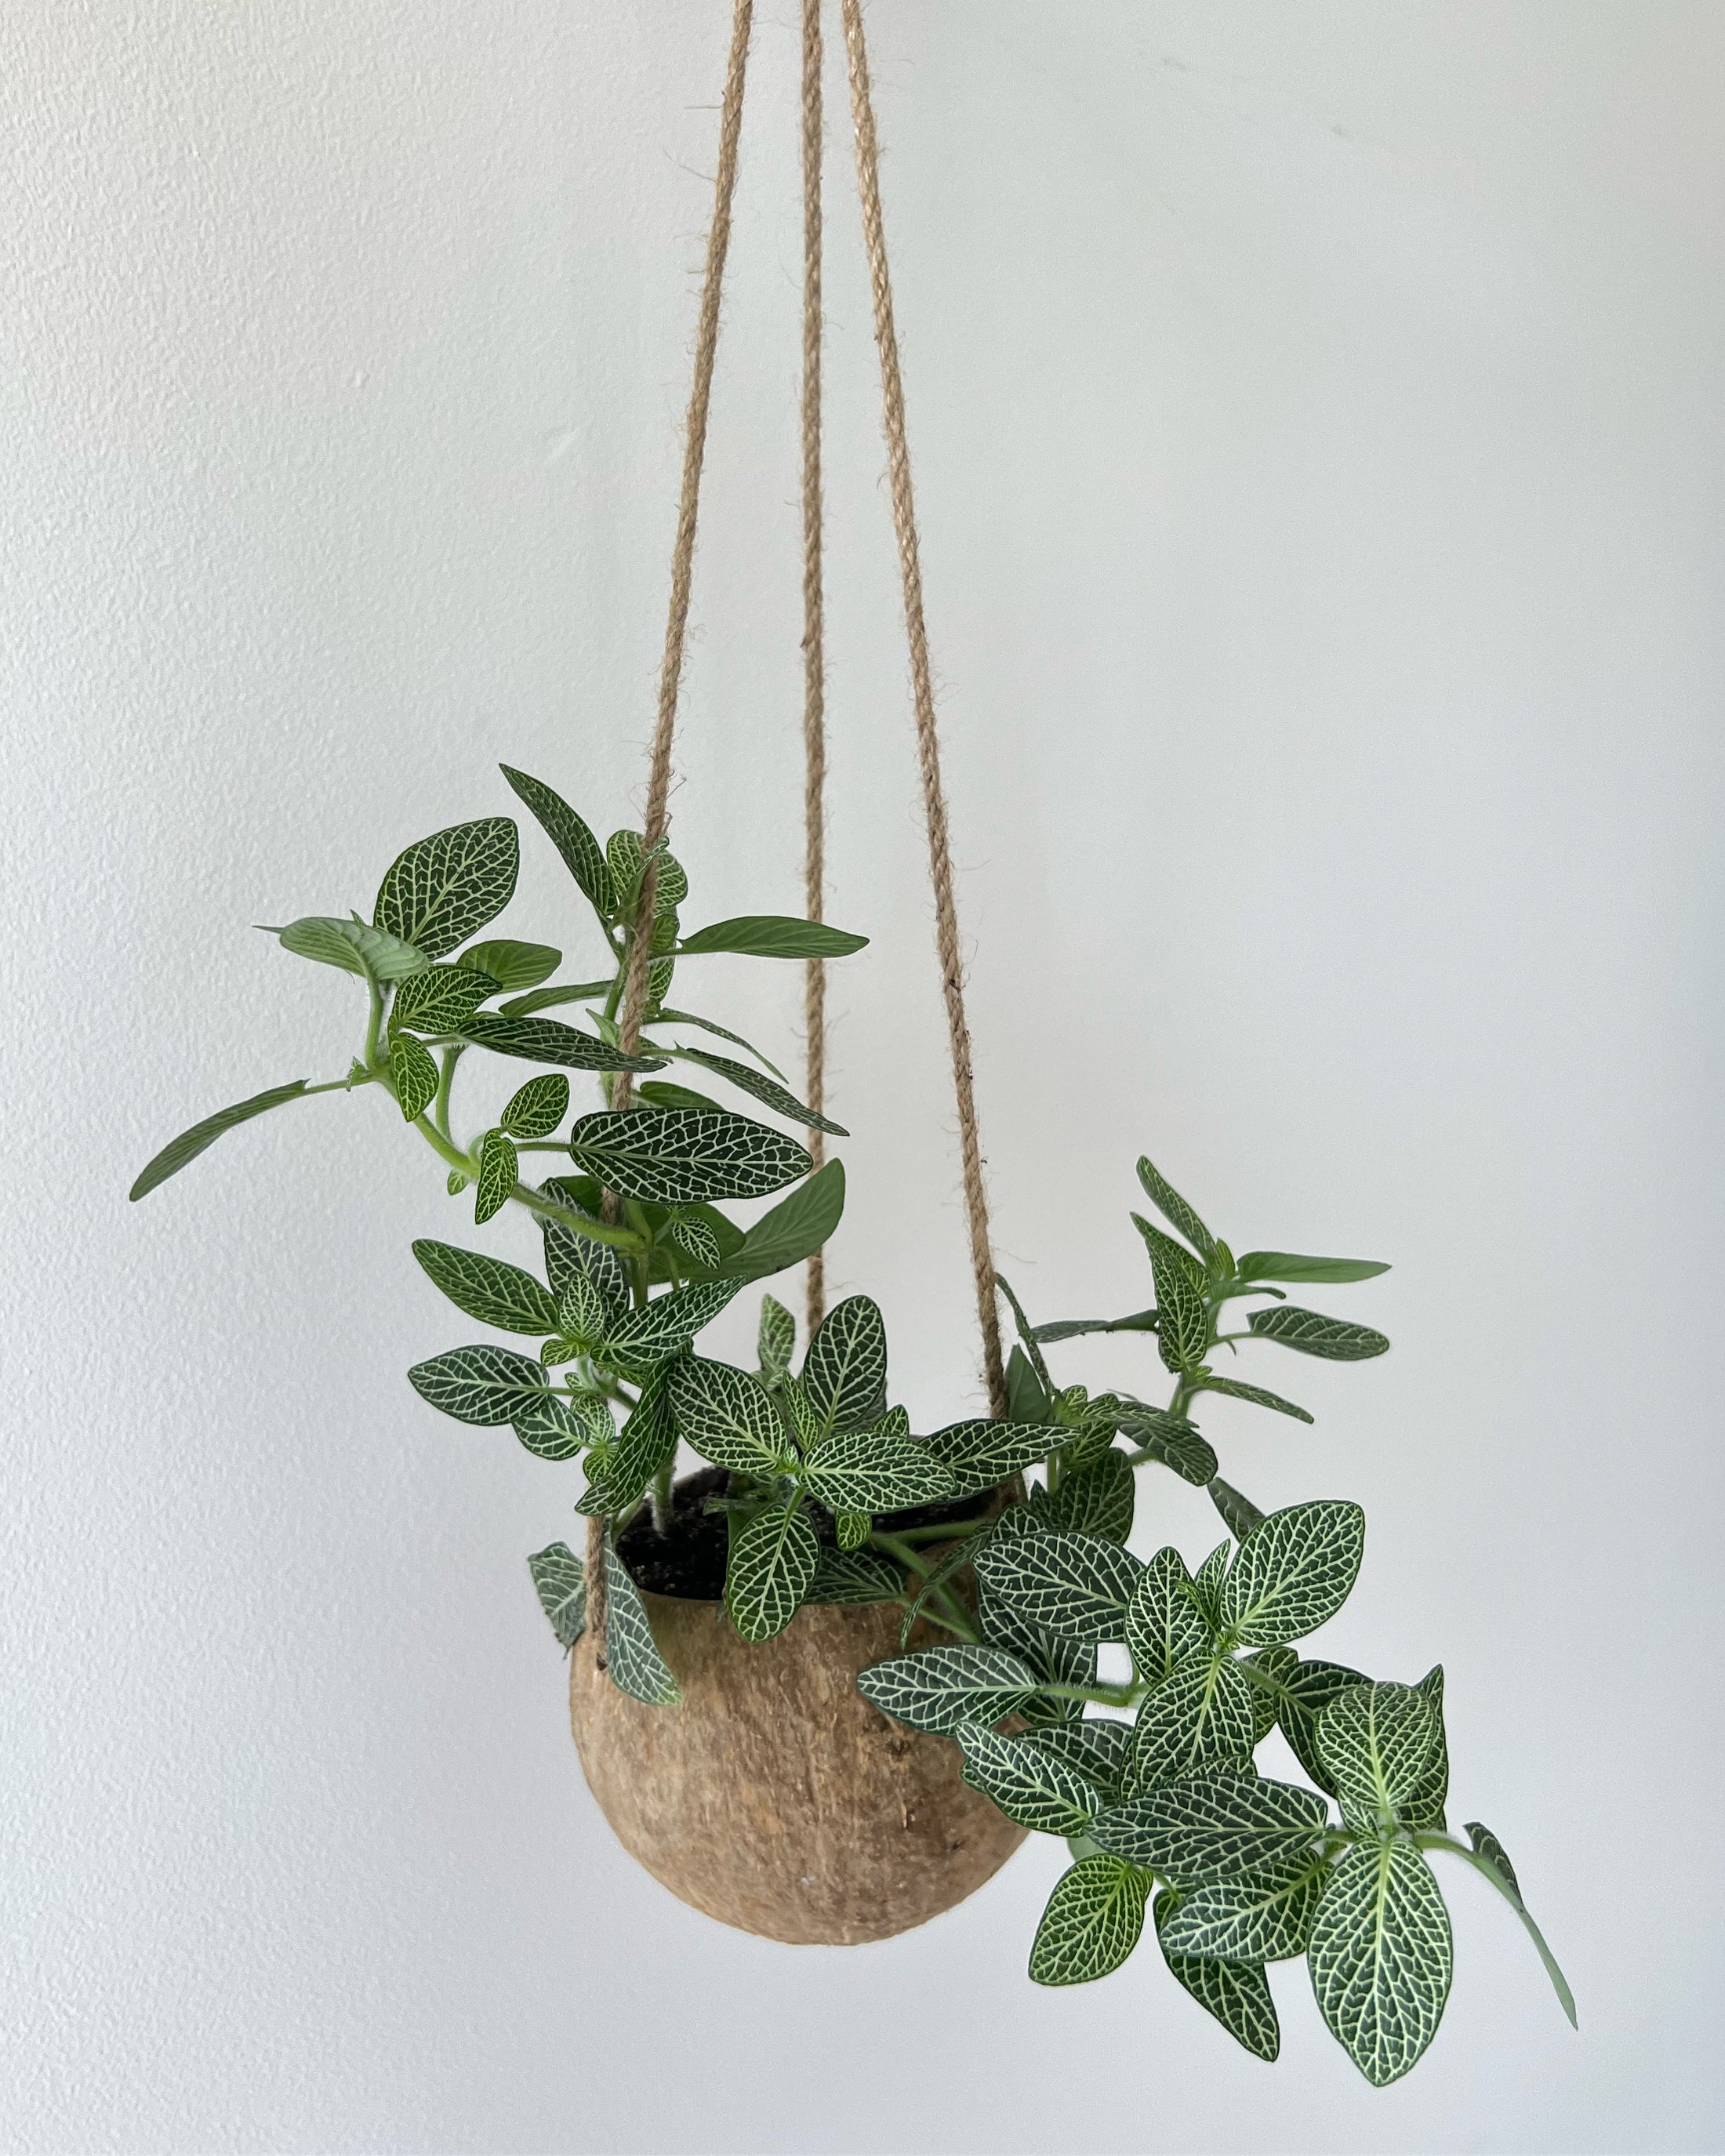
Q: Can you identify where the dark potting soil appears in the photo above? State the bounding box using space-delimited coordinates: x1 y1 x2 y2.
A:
614 1462 996 1602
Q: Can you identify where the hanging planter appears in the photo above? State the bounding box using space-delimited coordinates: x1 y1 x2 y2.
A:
129 0 1579 2090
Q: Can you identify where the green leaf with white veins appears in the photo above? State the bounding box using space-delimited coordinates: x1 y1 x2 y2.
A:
600 1279 743 1374
389 1034 439 1122
1273 1657 1368 1795
1247 1305 1389 1360
1193 1374 1315 1424
568 1109 810 1206
499 1074 568 1140
408 1343 548 1425
666 1211 721 1269
1040 1448 1135 1543
1221 1500 1365 1647
1125 1548 1211 1689
1208 1476 1266 1541
677 915 868 959
1030 1857 1151 1986
1128 1657 1258 1789
454 938 560 993
777 1375 825 1453
597 1374 678 1509
1315 1680 1440 1833
1136 1156 1218 1265
1309 1838 1452 2086
1155 1893 1280 2062
460 1013 663 1074
807 1548 902 1605
668 1358 797 1476
1095 1766 1327 1885
1022 1719 1134 1799
271 915 430 982
1120 1411 1218 1488
1160 1858 1329 1965
1189 1542 1231 1632
955 1724 1101 1838
1402 1667 1448 1831
973 1529 1145 1643
499 766 617 919
1244 1646 1299 1743
801 1295 888 1436
804 1432 955 1513
511 1392 604 1461
602 1535 681 1705
411 1240 561 1335
924 1420 1069 1497
726 1501 821 1642
474 1128 518 1224
976 1580 1094 1727
661 1045 848 1137
648 1010 786 1080
1236 1250 1390 1286
557 1272 609 1353
706 1159 845 1286
390 962 496 1032
856 1644 1040 1733
757 1294 795 1381
528 1542 586 1648
373 818 518 959
539 1192 629 1326
1133 1216 1209 1373
130 1079 321 1202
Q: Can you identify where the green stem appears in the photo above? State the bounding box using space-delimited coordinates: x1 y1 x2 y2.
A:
1414 1835 1578 2029
887 1517 994 1544
363 979 386 1066
433 1044 464 1138
868 1531 981 1642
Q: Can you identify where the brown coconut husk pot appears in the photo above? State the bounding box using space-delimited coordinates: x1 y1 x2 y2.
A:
568 1483 1026 1946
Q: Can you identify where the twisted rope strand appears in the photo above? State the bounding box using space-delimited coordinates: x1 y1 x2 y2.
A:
840 0 1007 1416
801 0 829 1337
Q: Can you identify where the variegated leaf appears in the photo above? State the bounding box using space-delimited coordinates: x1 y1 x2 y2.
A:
666 1210 722 1270
600 1278 743 1374
974 1528 1145 1644
1189 1541 1231 1632
666 1044 847 1137
801 1294 888 1437
855 1644 1038 1734
373 817 518 959
1273 1657 1368 1795
474 1128 518 1224
391 960 496 1033
1040 1448 1135 1543
527 1541 586 1648
602 1536 680 1705
1247 1305 1389 1361
1097 1765 1327 1885
499 1073 569 1141
1117 1407 1218 1487
271 915 430 983
955 1723 1101 1837
1309 1838 1452 2085
1195 1373 1315 1424
1402 1665 1449 1831
388 1033 440 1122
924 1420 1068 1497
726 1501 821 1642
1221 1500 1365 1646
1133 1215 1210 1373
667 1357 797 1476
1155 1893 1280 2060
568 1107 810 1205
976 1581 1093 1727
539 1186 629 1329
1315 1680 1440 1833
454 938 559 992
1128 1657 1258 1790
1136 1155 1218 1265
1243 1646 1299 1744
601 1373 679 1509
1029 1856 1150 1986
408 1342 547 1425
835 1511 870 1550
803 1431 955 1515
1125 1548 1211 1689
899 1534 985 1646
1208 1475 1266 1541
757 1293 795 1381
461 1012 662 1074
129 1079 313 1202
557 1272 608 1353
499 766 617 917
1160 1857 1328 1965
513 1390 609 1462
806 1548 903 1605
410 1239 560 1336
1022 1719 1135 1799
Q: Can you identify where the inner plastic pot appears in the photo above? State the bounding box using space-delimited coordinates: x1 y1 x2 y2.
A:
569 1468 1026 1945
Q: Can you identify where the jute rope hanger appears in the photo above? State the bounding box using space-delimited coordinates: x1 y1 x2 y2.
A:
591 0 1008 1633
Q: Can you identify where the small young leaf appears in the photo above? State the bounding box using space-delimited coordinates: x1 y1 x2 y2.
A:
803 1431 956 1514
454 938 561 992
1189 1541 1231 1632
528 1542 587 1648
924 1420 1067 1497
1221 1500 1365 1647
499 765 618 918
1133 1216 1210 1373
1193 1374 1316 1424
1463 1820 1520 1900
411 1240 560 1335
1154 1893 1280 2061
600 1277 743 1374
129 1079 311 1200
1030 1856 1151 1986
757 1294 796 1381
389 1033 440 1121
602 1535 680 1705
1236 1250 1390 1286
835 1510 870 1551
677 915 867 959
1124 1548 1211 1689
539 1194 630 1329
390 962 496 1032
408 1342 547 1425
446 1170 469 1196
1128 1658 1259 1789
272 916 430 982
801 1294 888 1436
668 1357 797 1475
1136 1155 1218 1265
474 1128 518 1224
955 1724 1102 1838
511 1392 603 1461
648 1009 786 1080
1208 1475 1266 1541
557 1270 610 1352
1247 1305 1389 1361
666 1210 722 1269
373 817 518 959
1308 1839 1452 2086
460 1012 663 1074
856 1644 1039 1734
806 1548 903 1605
1004 1344 1052 1423
499 1073 570 1141
726 1501 821 1642
568 1108 811 1206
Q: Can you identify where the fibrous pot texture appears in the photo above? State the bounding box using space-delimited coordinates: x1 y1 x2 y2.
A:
569 1588 1026 1945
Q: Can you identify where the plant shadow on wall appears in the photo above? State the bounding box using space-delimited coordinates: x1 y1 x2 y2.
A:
132 773 1575 2087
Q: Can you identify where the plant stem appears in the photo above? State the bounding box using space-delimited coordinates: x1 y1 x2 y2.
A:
1414 1834 1578 2028
651 1457 673 1534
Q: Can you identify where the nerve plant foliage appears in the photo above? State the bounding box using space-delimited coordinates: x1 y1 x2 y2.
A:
131 767 1571 2086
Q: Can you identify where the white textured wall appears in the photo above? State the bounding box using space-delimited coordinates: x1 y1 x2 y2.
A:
5 5 1721 2151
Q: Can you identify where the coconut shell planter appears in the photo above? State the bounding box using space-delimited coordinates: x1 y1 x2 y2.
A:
129 0 1574 2095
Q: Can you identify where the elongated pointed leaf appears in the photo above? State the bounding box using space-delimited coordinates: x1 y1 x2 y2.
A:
568 1107 809 1206
130 1080 312 1200
697 1158 845 1286
1022 1719 1134 1799
499 977 616 1018
924 1420 1067 1497
1208 1476 1266 1541
974 1528 1145 1643
408 1343 547 1425
648 1009 785 1080
455 938 559 993
678 914 866 959
1030 1857 1150 1985
1155 1893 1280 2060
856 1644 1039 1734
499 765 617 917
1221 1500 1365 1646
1040 1448 1135 1543
1273 1657 1369 1795
757 1294 795 1381
1133 1216 1209 1373
1194 1374 1315 1424
1097 1765 1327 1883
1237 1250 1390 1286
600 1278 743 1374
976 1579 1095 1727
1031 1309 1159 1344
1247 1305 1389 1361
667 1357 796 1475
1189 1541 1230 1632
528 1541 587 1647
511 1391 603 1461
1161 1858 1328 1965
539 1190 629 1328
1461 1821 1578 2027
1244 1646 1299 1743
1136 1156 1218 1264
411 1240 560 1335
804 1432 955 1513
460 1012 662 1074
271 915 430 982
1465 1820 1520 1900
601 1537 680 1704
1004 1345 1052 1422
391 962 496 1032
897 1534 983 1646
499 1073 569 1141
956 1724 1101 1837
807 1548 903 1605
597 1373 679 1509
726 1502 821 1642
1309 1838 1451 2085
801 1294 888 1436
372 818 518 958
390 1033 440 1122
474 1128 518 1223
1128 1658 1259 1790
1121 1411 1218 1487
1315 1680 1440 1833
663 1045 847 1137
1125 1548 1211 1688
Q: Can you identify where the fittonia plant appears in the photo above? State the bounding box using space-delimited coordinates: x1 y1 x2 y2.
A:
130 762 1572 2085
